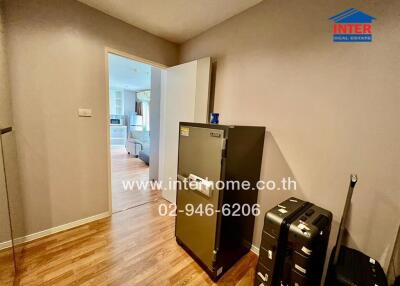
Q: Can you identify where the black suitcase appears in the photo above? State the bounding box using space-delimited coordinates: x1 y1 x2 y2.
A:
286 204 332 285
326 246 388 286
256 197 311 285
255 197 332 286
325 175 388 286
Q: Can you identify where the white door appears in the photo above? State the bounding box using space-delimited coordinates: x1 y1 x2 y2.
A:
159 58 211 203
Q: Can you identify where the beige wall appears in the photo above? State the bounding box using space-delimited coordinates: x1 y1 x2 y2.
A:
180 0 400 270
4 0 179 236
0 0 23 247
0 0 11 244
0 1 10 127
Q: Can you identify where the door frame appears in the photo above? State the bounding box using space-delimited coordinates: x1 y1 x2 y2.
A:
104 47 167 214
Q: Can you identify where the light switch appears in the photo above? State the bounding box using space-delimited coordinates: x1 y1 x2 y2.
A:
78 108 92 117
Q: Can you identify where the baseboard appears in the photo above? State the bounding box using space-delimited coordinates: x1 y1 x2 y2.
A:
6 211 111 248
0 240 12 251
251 244 260 255
3 215 260 256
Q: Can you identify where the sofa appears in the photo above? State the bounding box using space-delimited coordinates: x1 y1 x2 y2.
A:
126 130 150 165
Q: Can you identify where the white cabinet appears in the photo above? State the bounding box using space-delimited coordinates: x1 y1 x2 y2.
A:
109 89 124 115
110 125 127 146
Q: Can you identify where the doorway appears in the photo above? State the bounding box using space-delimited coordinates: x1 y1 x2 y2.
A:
107 52 162 213
106 49 212 211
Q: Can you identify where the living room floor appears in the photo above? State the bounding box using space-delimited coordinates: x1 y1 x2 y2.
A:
111 146 157 213
13 190 257 285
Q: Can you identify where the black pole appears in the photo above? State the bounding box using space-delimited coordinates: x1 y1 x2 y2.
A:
333 174 358 265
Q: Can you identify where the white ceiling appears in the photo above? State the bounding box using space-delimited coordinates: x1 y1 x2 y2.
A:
108 53 151 91
78 0 263 43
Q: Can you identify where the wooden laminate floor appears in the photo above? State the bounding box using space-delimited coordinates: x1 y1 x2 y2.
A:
111 146 157 213
0 248 15 285
14 190 258 285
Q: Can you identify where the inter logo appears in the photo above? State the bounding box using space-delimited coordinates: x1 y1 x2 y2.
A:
329 8 376 42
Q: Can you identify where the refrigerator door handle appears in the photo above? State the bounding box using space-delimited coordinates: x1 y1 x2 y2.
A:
177 174 188 182
187 174 213 197
177 174 213 197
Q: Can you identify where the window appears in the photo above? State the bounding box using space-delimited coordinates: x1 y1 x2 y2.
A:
136 90 151 131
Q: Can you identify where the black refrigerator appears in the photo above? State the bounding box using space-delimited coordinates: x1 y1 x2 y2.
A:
175 122 265 280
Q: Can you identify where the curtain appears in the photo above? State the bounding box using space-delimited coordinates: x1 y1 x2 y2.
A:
135 101 143 116
142 101 150 131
